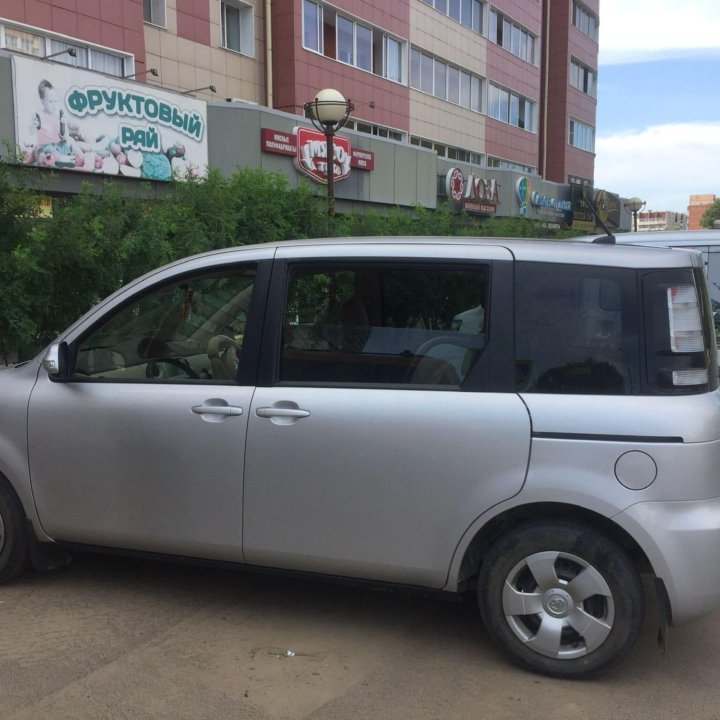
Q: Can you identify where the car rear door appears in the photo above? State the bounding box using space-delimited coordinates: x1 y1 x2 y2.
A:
243 243 531 588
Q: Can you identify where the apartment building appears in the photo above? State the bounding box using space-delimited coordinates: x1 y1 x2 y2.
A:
637 210 688 233
0 0 601 223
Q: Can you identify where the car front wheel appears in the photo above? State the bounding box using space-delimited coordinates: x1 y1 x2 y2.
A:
477 520 644 678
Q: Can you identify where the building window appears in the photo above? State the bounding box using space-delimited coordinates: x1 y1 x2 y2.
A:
143 0 166 27
303 0 322 52
383 35 403 83
488 83 535 131
572 1 598 42
410 48 482 112
569 118 595 152
421 0 482 33
302 1 406 83
410 136 484 165
487 156 536 174
570 58 596 97
221 0 254 55
0 21 130 77
488 9 535 64
347 119 405 142
3 26 44 55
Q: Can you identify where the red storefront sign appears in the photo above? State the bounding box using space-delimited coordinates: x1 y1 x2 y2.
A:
261 127 374 183
445 167 499 214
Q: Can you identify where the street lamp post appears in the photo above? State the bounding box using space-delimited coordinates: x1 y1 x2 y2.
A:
303 89 354 217
625 196 646 232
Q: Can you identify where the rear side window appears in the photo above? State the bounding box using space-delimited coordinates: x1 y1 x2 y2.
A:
280 262 488 387
515 262 639 394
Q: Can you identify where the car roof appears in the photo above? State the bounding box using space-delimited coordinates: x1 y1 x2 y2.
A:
176 235 699 270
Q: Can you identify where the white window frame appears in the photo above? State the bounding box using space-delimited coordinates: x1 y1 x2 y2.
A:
410 47 483 113
569 117 595 152
302 0 323 53
301 2 406 84
0 19 131 77
570 57 597 97
489 9 536 64
572 1 599 42
488 82 536 132
143 0 166 28
383 34 403 83
221 0 254 57
423 0 482 33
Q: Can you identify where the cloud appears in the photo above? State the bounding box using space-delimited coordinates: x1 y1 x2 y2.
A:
599 0 720 65
594 123 720 212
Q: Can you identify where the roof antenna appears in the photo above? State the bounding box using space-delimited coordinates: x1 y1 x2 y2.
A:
582 188 616 244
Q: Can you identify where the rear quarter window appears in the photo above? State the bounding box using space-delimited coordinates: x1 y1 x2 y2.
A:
515 262 639 395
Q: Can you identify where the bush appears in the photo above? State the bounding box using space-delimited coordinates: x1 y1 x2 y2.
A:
0 162 580 362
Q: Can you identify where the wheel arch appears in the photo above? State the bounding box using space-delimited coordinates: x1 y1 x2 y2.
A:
453 502 655 589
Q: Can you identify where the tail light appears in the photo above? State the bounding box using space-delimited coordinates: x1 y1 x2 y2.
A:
643 269 717 393
667 285 709 386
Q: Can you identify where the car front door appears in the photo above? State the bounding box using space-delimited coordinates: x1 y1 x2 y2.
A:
27 256 269 561
243 245 531 588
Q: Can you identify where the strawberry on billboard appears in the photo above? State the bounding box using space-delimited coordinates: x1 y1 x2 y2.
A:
261 127 374 183
12 54 208 180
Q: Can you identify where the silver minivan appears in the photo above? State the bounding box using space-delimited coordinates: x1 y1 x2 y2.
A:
2 236 720 679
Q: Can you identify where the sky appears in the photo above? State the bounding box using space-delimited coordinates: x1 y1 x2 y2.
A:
594 0 720 213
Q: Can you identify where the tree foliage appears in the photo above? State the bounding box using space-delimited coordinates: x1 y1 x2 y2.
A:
700 200 720 229
0 160 580 363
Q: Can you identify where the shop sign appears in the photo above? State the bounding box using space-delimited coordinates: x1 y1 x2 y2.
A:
445 168 465 201
571 183 595 225
12 54 207 180
261 127 375 183
294 126 351 185
516 177 530 216
531 191 571 212
593 189 621 228
445 168 499 213
466 174 499 206
518 176 571 214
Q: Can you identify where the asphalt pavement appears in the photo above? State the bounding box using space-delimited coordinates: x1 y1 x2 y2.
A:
1 553 719 720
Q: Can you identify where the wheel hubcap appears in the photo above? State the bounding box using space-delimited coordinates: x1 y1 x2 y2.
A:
502 551 614 660
543 588 573 618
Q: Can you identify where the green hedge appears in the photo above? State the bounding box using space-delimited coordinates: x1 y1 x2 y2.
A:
0 161 578 363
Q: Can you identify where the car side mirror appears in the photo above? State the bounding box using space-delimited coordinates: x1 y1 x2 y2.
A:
42 342 68 379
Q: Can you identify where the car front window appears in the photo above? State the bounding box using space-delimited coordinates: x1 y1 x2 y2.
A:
74 266 256 382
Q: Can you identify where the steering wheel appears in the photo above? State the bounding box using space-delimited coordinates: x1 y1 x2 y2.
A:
207 335 240 381
145 357 199 379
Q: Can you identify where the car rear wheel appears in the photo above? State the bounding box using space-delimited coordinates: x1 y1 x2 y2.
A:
477 520 644 678
0 480 29 583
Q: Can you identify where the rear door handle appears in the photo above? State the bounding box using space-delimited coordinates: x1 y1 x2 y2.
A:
256 407 310 419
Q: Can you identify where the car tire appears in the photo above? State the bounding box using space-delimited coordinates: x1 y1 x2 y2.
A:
0 479 30 583
477 520 644 679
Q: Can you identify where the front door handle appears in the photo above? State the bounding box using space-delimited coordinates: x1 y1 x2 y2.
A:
191 404 243 416
256 407 310 419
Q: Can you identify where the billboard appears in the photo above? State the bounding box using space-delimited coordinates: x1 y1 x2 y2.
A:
12 55 208 180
